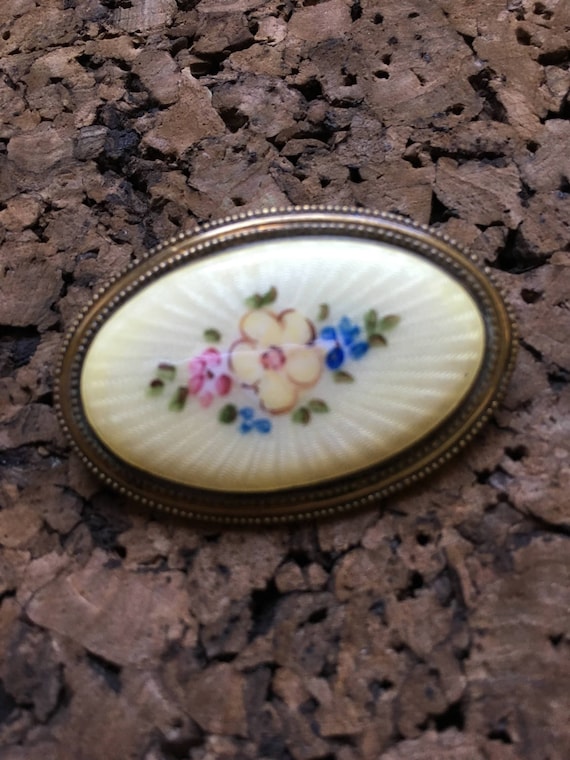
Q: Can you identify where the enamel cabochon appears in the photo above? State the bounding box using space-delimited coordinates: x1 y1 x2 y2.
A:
56 207 516 523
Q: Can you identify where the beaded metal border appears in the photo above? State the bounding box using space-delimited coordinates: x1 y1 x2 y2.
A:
55 206 517 524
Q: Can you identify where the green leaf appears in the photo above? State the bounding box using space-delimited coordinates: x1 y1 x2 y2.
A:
369 333 388 347
317 303 330 321
364 308 378 334
157 362 176 382
245 293 264 309
147 378 164 395
245 286 278 309
379 314 400 330
292 407 311 425
308 399 329 413
219 403 238 424
261 285 277 305
169 386 189 411
203 328 222 343
333 370 355 383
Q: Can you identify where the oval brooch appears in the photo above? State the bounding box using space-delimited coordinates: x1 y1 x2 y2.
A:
56 207 516 523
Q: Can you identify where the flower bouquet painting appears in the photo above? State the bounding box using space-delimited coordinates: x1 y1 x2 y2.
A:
147 286 400 436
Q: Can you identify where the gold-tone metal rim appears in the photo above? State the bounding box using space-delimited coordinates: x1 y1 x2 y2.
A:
55 205 517 524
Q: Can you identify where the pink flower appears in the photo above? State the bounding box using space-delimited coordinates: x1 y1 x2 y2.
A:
199 391 214 408
188 347 232 405
189 374 205 394
215 374 232 396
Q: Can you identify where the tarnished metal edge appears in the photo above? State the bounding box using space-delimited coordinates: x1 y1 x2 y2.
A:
54 205 517 524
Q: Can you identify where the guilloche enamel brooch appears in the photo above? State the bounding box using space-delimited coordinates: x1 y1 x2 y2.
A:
55 206 516 523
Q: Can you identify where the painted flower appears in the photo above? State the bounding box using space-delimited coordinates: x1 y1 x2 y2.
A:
229 309 323 414
238 406 272 434
188 347 232 408
319 316 369 370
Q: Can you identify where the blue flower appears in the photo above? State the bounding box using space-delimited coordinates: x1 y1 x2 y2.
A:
338 316 361 346
320 326 337 341
320 315 371 372
326 345 345 370
253 418 271 434
349 341 369 360
238 407 272 434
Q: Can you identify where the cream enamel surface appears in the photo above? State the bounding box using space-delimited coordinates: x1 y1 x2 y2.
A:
80 237 485 492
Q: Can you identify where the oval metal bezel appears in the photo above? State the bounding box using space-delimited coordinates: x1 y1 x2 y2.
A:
55 206 516 524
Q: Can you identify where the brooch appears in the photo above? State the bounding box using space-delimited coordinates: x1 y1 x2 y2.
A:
56 206 516 523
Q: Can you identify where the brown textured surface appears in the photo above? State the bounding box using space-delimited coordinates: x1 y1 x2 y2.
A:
1 0 569 758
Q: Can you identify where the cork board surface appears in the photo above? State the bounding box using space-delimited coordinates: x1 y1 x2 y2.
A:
0 1 569 758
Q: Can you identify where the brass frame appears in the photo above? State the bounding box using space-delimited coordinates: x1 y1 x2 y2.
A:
55 206 517 524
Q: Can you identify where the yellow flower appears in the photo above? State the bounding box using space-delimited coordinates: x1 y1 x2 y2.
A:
229 309 323 414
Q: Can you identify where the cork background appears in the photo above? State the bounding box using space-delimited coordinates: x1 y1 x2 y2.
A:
0 0 569 758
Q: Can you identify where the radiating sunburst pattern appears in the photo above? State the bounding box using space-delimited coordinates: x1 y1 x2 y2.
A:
80 237 485 492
